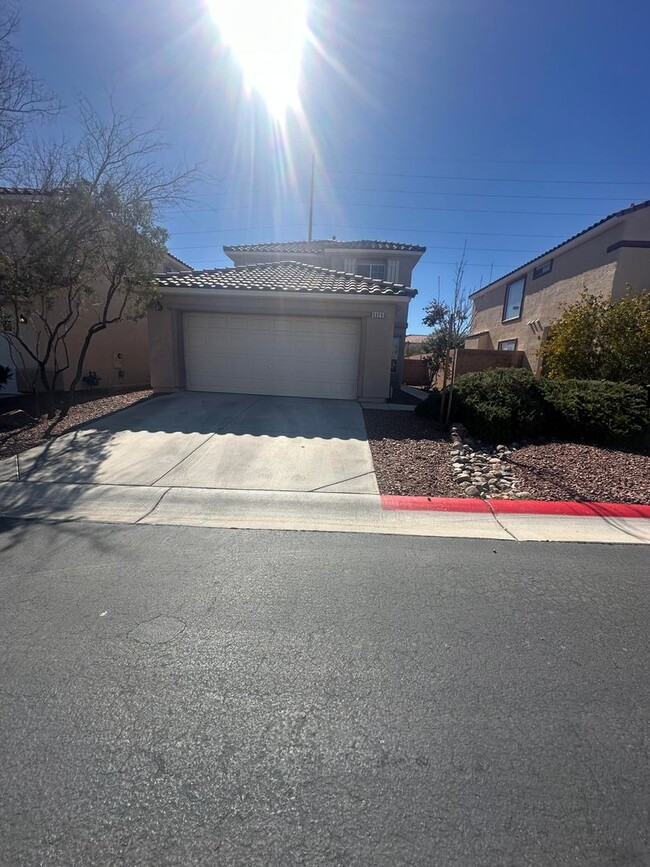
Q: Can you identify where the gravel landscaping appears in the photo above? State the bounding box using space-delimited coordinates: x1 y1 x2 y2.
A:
364 409 650 504
508 441 650 505
363 410 457 497
0 389 155 460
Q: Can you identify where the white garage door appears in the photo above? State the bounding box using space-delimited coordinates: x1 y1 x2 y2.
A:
184 312 361 400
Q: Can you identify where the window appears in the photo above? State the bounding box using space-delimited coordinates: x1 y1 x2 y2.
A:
357 262 385 280
533 260 553 279
503 276 525 322
498 339 518 351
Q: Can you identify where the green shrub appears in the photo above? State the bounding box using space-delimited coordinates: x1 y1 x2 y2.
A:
452 368 546 442
540 379 649 446
414 388 443 419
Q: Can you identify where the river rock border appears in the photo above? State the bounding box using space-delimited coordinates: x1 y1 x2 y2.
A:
450 423 532 500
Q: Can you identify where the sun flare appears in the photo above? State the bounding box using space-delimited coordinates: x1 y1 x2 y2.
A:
212 0 308 117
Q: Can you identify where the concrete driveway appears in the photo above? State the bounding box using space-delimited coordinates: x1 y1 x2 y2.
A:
0 392 379 494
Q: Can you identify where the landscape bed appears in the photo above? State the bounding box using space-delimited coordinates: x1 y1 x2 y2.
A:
0 389 155 460
363 409 650 505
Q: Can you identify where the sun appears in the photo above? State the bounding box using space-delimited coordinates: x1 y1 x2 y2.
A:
212 0 309 117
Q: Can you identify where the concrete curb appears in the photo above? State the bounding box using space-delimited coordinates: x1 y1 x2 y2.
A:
0 481 648 544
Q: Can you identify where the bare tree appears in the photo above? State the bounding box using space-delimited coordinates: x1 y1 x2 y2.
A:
421 248 471 421
0 3 59 179
0 98 196 416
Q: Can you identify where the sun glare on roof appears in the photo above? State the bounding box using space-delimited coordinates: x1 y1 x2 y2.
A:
210 0 309 118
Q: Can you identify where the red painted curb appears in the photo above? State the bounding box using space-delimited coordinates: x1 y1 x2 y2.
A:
380 495 650 519
490 500 650 519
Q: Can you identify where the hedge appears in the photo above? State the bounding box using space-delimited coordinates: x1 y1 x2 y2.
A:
415 368 649 447
539 378 649 447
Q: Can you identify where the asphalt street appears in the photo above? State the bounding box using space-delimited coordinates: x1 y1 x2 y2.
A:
0 520 648 866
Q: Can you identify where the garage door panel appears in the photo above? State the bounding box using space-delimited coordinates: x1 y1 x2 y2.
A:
184 312 360 400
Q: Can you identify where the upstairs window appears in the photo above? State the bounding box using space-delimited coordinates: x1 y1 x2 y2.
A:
533 260 553 279
503 276 525 322
357 262 385 280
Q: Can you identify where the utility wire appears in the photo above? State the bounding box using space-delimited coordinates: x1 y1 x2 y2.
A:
178 186 640 203
169 201 606 217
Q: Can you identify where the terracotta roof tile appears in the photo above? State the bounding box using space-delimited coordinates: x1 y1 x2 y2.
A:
155 260 417 298
224 239 426 254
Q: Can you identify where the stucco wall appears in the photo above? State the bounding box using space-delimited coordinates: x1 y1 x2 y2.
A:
148 291 407 400
469 220 624 372
6 252 184 392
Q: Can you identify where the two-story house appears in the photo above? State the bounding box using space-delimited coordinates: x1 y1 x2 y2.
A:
223 239 426 387
147 239 425 401
465 200 650 373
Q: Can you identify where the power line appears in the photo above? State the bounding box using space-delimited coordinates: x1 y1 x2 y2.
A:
321 170 650 186
178 186 639 204
171 242 545 255
170 226 564 240
209 169 650 187
169 201 605 218
330 154 650 167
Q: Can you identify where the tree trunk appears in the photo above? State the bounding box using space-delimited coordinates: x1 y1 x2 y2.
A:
69 323 104 394
38 364 56 419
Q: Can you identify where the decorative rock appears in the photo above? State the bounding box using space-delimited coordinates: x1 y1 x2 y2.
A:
465 485 481 497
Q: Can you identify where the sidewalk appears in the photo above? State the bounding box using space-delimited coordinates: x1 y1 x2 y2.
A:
0 481 648 544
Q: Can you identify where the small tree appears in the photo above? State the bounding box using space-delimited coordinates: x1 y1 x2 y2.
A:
539 289 650 385
0 98 195 416
421 251 472 418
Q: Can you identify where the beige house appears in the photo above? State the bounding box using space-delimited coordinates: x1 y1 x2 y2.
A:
0 250 191 395
466 200 650 372
0 187 193 394
148 254 419 402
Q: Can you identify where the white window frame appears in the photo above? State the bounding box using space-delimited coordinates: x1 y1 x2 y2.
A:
503 276 525 322
498 339 518 351
357 262 386 280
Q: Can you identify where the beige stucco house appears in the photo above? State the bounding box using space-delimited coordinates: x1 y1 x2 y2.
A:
466 200 650 373
0 187 193 395
0 249 191 395
148 245 421 401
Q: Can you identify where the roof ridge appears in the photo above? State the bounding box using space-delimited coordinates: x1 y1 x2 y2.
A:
224 238 426 253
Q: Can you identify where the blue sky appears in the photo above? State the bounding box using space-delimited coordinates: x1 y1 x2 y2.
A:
17 0 650 329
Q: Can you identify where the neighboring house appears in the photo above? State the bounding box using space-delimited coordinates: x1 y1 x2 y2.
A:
466 200 650 373
404 334 428 356
0 186 192 394
148 260 418 401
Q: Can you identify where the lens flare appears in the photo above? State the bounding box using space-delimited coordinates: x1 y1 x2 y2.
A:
212 0 308 117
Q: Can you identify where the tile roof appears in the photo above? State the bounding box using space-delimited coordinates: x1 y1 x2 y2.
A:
224 239 426 254
470 199 650 297
0 187 45 196
156 260 417 297
165 251 193 270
